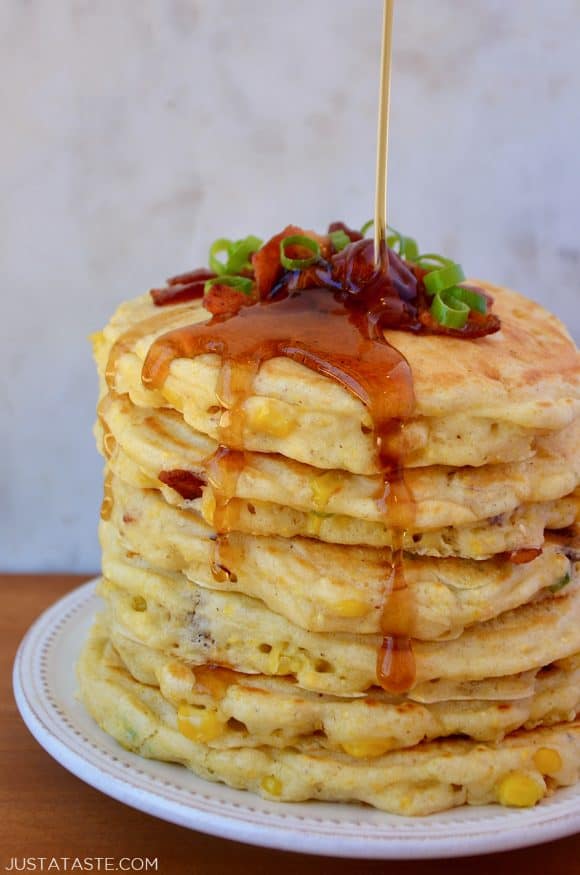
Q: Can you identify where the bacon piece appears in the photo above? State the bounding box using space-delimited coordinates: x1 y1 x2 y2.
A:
508 547 543 565
151 268 216 307
167 268 216 286
158 469 205 500
252 224 303 297
203 284 254 317
253 225 330 297
151 281 207 307
419 308 501 338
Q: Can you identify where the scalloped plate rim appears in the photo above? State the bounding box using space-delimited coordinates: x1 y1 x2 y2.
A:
12 579 580 859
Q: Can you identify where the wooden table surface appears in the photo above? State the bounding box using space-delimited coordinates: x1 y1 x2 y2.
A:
1 574 578 874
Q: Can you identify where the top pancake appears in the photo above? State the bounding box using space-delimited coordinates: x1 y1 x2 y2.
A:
95 283 580 475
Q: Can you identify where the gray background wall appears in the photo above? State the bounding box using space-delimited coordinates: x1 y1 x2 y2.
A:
2 0 579 571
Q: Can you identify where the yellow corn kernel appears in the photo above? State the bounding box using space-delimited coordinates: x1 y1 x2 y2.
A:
261 775 283 796
131 595 147 612
310 471 342 510
341 740 394 758
533 747 562 775
246 401 296 437
177 704 224 742
333 599 370 618
497 771 544 808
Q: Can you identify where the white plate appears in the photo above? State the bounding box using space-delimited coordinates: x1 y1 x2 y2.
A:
13 579 580 859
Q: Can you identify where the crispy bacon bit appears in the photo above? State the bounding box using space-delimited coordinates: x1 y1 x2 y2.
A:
203 284 254 317
151 268 216 307
252 224 303 297
507 547 543 564
158 469 205 500
252 225 331 298
167 268 216 286
151 281 206 307
418 307 501 339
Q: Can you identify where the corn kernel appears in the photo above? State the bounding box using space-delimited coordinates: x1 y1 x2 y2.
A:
341 740 394 758
497 771 544 808
261 775 283 796
247 401 296 437
131 595 147 612
333 599 370 618
177 704 223 742
310 471 342 510
533 747 562 775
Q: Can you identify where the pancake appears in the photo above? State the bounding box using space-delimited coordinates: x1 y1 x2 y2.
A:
78 623 580 816
98 394 580 532
99 556 580 696
110 625 580 754
101 494 576 639
104 448 578 557
95 283 580 475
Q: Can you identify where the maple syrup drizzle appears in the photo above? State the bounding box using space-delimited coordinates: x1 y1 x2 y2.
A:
141 287 418 693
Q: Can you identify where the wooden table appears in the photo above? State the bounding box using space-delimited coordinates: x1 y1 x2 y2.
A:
1 574 577 873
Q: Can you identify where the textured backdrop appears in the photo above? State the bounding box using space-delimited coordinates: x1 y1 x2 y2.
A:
1 0 579 570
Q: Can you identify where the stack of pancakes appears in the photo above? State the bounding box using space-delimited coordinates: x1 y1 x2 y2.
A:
79 280 580 815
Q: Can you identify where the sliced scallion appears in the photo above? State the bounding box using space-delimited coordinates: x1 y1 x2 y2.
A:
423 262 466 295
209 238 233 275
329 229 351 252
430 288 470 329
453 286 487 314
225 235 262 274
280 235 321 270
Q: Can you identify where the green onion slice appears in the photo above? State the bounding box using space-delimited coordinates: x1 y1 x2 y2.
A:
400 235 419 261
209 238 233 275
225 235 262 274
430 287 470 329
360 219 374 236
329 229 351 252
413 253 454 270
280 235 321 270
423 262 466 295
454 286 488 314
209 235 263 276
387 226 419 261
204 274 253 295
